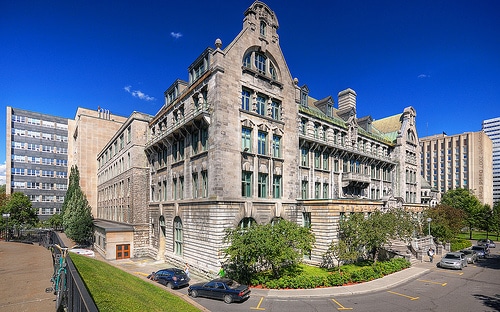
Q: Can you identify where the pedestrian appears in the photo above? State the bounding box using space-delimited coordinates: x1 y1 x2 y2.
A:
427 248 434 263
218 266 226 278
184 263 190 278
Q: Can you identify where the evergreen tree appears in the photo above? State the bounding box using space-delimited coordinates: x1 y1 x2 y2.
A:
62 165 94 245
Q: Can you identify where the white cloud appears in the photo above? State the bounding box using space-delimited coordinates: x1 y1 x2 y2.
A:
0 162 6 185
170 32 183 39
124 85 155 101
418 74 430 79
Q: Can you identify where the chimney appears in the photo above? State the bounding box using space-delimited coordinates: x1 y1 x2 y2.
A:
338 88 357 111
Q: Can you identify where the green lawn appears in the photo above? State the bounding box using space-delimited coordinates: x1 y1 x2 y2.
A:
456 231 499 241
70 254 201 312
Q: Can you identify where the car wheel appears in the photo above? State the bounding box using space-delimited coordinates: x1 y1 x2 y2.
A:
224 294 233 304
190 290 198 298
166 282 174 289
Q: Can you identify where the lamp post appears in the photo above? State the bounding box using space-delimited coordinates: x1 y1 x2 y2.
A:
427 217 432 237
2 213 10 242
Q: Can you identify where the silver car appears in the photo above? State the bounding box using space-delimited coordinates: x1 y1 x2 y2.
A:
437 252 468 270
460 249 478 264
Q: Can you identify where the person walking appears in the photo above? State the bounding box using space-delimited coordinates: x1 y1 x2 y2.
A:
427 248 435 263
184 263 190 278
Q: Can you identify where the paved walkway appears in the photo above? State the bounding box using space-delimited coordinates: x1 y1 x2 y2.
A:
0 234 442 312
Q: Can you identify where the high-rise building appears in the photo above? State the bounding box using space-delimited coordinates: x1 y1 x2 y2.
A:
483 117 500 204
143 1 425 272
420 132 493 206
6 107 69 219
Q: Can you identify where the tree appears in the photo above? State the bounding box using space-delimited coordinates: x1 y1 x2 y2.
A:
424 204 465 243
322 239 359 271
2 192 38 227
337 208 416 263
223 219 315 283
492 202 500 241
62 166 94 245
440 188 482 239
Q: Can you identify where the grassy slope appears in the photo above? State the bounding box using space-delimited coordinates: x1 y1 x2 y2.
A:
70 254 201 312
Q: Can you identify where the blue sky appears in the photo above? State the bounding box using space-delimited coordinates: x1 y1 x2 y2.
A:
1 0 500 184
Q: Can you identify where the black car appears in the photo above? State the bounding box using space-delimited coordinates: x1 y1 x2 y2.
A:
147 268 190 289
188 278 251 304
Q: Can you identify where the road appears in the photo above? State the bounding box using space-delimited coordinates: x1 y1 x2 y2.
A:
181 248 500 312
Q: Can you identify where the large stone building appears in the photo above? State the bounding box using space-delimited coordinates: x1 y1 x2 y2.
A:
420 131 493 206
68 107 128 217
6 107 69 219
483 117 500 204
95 111 152 260
144 1 425 275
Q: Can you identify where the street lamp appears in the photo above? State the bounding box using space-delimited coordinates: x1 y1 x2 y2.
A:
426 217 432 237
2 213 10 242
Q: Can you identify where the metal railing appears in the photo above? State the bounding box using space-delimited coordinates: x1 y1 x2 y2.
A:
41 230 98 312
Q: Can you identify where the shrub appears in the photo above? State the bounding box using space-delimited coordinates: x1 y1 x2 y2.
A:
450 238 472 251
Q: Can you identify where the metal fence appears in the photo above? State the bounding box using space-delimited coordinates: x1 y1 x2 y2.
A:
41 230 98 312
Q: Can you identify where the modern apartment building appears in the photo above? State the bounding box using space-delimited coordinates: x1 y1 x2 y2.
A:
483 117 500 204
144 1 425 273
95 111 152 260
6 106 69 219
68 107 128 218
420 132 493 207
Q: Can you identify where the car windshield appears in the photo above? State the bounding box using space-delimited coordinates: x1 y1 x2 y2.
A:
472 246 484 251
462 250 472 255
444 254 460 259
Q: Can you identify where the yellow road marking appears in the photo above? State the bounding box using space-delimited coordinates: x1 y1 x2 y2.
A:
387 291 419 300
250 296 265 310
417 279 447 286
331 298 353 310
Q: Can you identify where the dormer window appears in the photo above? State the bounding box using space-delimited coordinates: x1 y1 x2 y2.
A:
260 21 266 36
242 49 280 82
301 91 308 107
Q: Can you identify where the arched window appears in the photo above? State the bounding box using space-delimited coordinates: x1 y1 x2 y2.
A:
243 53 251 68
174 216 183 255
238 217 256 229
407 130 416 143
260 21 266 36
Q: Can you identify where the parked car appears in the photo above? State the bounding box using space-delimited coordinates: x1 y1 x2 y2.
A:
188 278 251 304
437 252 468 270
69 248 95 258
477 239 496 248
471 245 490 258
460 249 478 264
147 268 190 289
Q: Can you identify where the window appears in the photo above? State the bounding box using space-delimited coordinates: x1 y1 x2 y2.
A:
243 53 251 68
192 173 199 198
270 63 277 80
258 173 268 198
272 135 281 158
201 128 208 151
242 127 252 152
179 140 185 160
301 147 309 166
201 171 208 197
258 131 267 155
273 175 282 198
256 95 266 116
260 21 266 36
323 183 329 199
174 217 183 256
301 181 308 199
255 53 266 74
314 151 320 168
238 217 256 229
322 152 329 170
191 131 199 154
315 182 321 199
179 176 184 199
242 171 252 197
270 100 281 120
241 89 251 111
